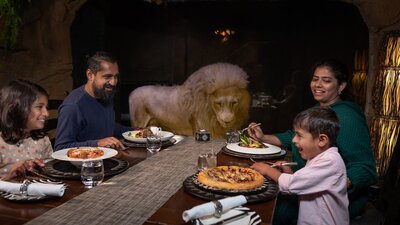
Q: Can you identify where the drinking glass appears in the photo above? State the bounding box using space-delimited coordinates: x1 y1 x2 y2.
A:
197 151 217 171
226 129 240 143
146 134 162 154
81 160 104 188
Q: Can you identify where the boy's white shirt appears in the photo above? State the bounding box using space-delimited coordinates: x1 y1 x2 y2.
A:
278 147 349 225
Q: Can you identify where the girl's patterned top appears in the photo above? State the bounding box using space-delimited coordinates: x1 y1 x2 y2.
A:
0 133 53 178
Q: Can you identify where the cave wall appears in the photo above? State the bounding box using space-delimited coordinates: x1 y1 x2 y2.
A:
344 0 400 121
0 0 399 130
0 0 87 99
99 0 368 131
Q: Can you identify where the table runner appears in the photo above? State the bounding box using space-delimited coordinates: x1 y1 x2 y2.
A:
26 138 225 225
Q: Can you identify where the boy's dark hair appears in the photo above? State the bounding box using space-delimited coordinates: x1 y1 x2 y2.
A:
86 51 118 74
293 106 340 146
0 79 49 144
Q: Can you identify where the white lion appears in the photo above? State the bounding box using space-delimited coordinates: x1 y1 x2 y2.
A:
128 62 251 138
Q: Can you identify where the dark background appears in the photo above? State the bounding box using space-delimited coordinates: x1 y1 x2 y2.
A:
70 0 368 133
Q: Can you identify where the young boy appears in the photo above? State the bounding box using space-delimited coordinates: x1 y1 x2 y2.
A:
251 106 349 225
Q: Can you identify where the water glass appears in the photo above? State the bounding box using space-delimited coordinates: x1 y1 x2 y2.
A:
197 151 217 171
226 129 240 143
81 160 104 189
146 134 162 154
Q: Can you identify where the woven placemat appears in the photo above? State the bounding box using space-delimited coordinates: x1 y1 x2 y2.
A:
121 138 175 148
183 175 279 203
43 158 129 180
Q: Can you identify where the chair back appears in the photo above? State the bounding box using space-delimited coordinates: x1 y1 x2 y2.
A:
44 99 64 147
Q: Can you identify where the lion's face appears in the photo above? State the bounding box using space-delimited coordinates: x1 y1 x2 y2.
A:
209 86 250 129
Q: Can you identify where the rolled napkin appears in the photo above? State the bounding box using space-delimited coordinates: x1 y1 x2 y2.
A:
0 180 65 197
182 195 247 222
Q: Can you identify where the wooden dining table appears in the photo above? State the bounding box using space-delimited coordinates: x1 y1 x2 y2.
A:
0 138 279 225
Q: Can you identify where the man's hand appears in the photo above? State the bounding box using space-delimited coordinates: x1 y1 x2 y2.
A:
97 137 125 150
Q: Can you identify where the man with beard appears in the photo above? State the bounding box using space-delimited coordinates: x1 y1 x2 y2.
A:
54 51 131 151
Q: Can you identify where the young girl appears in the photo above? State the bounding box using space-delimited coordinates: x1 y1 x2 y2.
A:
0 79 53 180
251 107 349 225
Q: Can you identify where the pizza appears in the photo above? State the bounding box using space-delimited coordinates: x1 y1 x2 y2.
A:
67 147 105 159
197 166 265 190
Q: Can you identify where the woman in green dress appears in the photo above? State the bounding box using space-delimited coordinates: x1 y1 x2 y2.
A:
248 59 377 224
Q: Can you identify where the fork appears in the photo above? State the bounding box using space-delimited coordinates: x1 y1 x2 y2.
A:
249 158 298 168
250 158 273 165
239 123 261 134
270 162 298 168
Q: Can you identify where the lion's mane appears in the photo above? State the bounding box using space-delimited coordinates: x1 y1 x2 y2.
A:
129 62 251 138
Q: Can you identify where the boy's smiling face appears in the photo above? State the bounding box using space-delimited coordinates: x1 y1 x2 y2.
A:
292 126 328 160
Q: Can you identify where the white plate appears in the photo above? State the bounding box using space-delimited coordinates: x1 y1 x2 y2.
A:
52 147 118 162
122 130 174 143
226 143 281 155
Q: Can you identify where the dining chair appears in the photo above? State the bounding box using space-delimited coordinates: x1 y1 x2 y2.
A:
44 98 64 148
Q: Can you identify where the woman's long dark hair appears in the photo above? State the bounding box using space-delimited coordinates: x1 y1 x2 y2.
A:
0 79 49 144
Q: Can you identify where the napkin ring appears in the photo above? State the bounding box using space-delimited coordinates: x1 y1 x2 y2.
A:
20 179 31 196
213 200 223 218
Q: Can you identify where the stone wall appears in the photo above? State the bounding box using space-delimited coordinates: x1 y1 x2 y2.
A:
0 0 399 125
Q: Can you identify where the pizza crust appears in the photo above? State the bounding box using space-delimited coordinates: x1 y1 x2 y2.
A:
197 166 265 190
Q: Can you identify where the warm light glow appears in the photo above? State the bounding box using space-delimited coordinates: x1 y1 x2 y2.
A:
214 28 236 42
351 50 368 109
371 34 400 177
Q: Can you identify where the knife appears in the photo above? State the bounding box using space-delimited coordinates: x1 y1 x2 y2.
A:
209 211 249 225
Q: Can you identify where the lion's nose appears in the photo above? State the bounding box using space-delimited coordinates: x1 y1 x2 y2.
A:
219 112 235 124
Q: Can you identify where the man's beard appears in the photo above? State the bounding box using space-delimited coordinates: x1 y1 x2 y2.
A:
93 83 116 103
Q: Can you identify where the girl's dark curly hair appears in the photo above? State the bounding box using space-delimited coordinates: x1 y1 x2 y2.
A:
0 79 49 144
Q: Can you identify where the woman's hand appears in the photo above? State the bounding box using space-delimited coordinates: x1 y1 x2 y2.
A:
247 122 264 140
4 159 45 180
246 122 283 147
